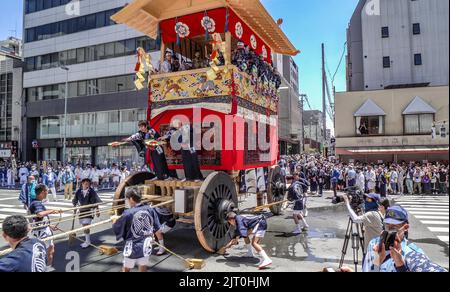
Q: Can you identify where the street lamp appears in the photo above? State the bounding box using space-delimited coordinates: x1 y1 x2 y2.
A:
60 66 69 165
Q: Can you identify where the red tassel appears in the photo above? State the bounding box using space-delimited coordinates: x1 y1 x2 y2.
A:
230 69 238 115
135 62 141 72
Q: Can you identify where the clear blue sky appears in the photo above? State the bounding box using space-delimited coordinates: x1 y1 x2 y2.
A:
1 0 359 131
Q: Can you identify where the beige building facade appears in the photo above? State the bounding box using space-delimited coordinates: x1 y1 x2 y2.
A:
335 86 449 163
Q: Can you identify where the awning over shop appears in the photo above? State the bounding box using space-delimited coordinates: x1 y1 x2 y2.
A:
337 146 449 155
403 96 437 115
354 99 386 117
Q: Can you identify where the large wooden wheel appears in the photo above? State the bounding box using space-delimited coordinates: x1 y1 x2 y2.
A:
267 166 286 215
113 172 155 215
195 172 238 253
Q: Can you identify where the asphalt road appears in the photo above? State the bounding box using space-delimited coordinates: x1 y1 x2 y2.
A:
0 189 448 272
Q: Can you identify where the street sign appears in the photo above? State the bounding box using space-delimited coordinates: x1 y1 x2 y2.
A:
0 149 11 158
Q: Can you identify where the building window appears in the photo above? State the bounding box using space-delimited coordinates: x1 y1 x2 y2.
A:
383 56 391 68
356 116 384 136
414 53 422 66
413 23 421 35
24 7 121 42
25 37 156 72
26 0 76 14
381 26 389 38
404 114 434 134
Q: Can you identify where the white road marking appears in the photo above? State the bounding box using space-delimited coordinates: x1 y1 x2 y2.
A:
420 221 449 225
427 227 449 233
437 236 449 243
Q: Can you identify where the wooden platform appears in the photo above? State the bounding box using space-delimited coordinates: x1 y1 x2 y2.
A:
130 180 203 205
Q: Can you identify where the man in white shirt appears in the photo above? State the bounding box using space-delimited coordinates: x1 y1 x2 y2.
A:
81 165 93 181
413 168 423 194
91 166 101 191
390 167 398 195
110 164 121 189
366 166 376 193
356 169 366 192
18 165 29 185
101 167 111 190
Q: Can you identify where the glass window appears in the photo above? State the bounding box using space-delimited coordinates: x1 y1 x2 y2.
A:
51 52 59 68
42 148 57 161
43 85 58 100
116 76 126 92
96 44 105 60
115 41 126 56
96 11 106 28
35 55 42 70
68 82 77 98
405 114 434 134
41 54 51 70
120 109 137 135
413 23 421 35
59 51 68 66
96 112 109 136
105 42 115 58
124 75 135 91
125 39 136 54
105 10 116 26
27 87 38 102
105 76 116 93
78 80 87 96
108 111 120 136
25 57 35 71
65 147 92 167
86 46 96 62
77 48 85 63
41 116 60 139
43 0 52 10
26 28 35 42
83 113 97 137
27 0 37 13
85 14 96 30
87 79 99 95
97 78 106 94
383 56 390 68
67 114 83 137
58 83 66 99
356 116 384 136
37 86 44 101
67 49 77 65
414 54 422 66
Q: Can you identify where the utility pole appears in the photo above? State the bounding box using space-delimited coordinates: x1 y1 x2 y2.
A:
60 66 69 165
321 44 327 155
300 94 307 152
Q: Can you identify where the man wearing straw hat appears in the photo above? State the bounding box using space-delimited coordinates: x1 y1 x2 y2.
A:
72 178 102 249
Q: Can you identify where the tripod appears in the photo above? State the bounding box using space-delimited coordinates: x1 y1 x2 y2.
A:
339 217 366 272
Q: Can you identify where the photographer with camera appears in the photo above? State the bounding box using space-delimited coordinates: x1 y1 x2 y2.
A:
362 206 447 272
343 193 390 251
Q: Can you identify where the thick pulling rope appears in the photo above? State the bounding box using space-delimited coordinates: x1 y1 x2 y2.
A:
0 200 175 258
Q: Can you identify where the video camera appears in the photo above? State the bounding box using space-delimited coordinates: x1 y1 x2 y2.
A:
332 186 365 214
345 186 365 214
